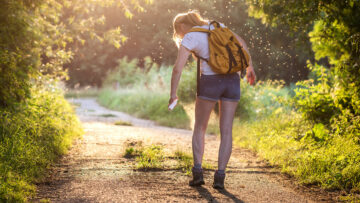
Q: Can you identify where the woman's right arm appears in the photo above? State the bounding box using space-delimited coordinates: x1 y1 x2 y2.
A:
169 45 191 105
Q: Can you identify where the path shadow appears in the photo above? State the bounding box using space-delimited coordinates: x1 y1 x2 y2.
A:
32 176 75 202
217 188 244 203
194 186 244 203
194 186 219 203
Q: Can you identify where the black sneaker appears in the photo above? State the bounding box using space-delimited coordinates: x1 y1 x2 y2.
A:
212 170 225 189
189 167 205 186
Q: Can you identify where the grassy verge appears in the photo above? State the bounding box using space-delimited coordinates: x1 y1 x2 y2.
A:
98 58 195 130
234 111 360 195
0 88 83 202
98 88 191 129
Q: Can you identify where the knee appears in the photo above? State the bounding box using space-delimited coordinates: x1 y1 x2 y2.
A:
194 123 207 135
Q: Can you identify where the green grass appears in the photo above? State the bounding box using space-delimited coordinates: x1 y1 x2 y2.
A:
123 144 214 174
0 87 83 202
123 141 143 158
233 111 360 192
99 113 117 117
339 193 360 202
98 88 191 129
123 143 165 170
124 147 137 158
136 145 165 170
173 150 193 174
99 59 194 129
39 198 52 203
114 120 132 126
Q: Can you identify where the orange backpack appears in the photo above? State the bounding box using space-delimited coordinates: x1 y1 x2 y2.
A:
188 21 250 95
189 21 250 76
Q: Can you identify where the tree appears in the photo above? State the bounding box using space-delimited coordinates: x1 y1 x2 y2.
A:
245 0 360 127
65 0 311 87
0 0 151 107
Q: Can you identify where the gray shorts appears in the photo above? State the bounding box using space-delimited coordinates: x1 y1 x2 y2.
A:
198 73 240 102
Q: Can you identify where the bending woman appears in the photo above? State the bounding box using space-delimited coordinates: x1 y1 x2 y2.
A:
169 11 256 189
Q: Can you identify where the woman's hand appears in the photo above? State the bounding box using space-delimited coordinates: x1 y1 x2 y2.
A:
169 45 190 108
168 95 178 107
246 65 256 86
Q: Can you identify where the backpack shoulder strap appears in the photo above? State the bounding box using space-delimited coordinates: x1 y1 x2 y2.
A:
188 27 210 33
209 21 221 28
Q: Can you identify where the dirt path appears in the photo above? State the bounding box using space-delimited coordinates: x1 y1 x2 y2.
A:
33 98 338 202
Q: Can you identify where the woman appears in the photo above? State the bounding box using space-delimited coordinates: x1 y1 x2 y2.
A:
169 11 256 189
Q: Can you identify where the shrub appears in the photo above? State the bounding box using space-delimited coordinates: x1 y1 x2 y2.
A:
234 106 360 191
291 63 339 125
0 87 83 201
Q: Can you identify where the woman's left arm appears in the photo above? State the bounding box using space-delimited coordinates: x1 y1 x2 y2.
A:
169 45 191 105
232 31 256 85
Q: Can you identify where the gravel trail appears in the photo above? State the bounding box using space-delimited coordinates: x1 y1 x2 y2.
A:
33 98 338 202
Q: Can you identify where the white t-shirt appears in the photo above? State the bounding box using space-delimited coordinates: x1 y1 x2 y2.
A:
181 23 226 75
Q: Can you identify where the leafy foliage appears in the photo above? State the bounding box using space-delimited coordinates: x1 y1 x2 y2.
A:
0 1 66 107
0 88 83 201
62 0 150 86
291 63 338 125
0 0 149 200
0 0 151 107
245 0 360 118
242 0 360 193
66 0 310 87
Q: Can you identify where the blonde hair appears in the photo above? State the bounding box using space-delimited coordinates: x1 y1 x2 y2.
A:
172 10 208 47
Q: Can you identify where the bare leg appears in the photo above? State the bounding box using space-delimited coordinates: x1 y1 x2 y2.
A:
192 97 217 166
218 100 238 171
